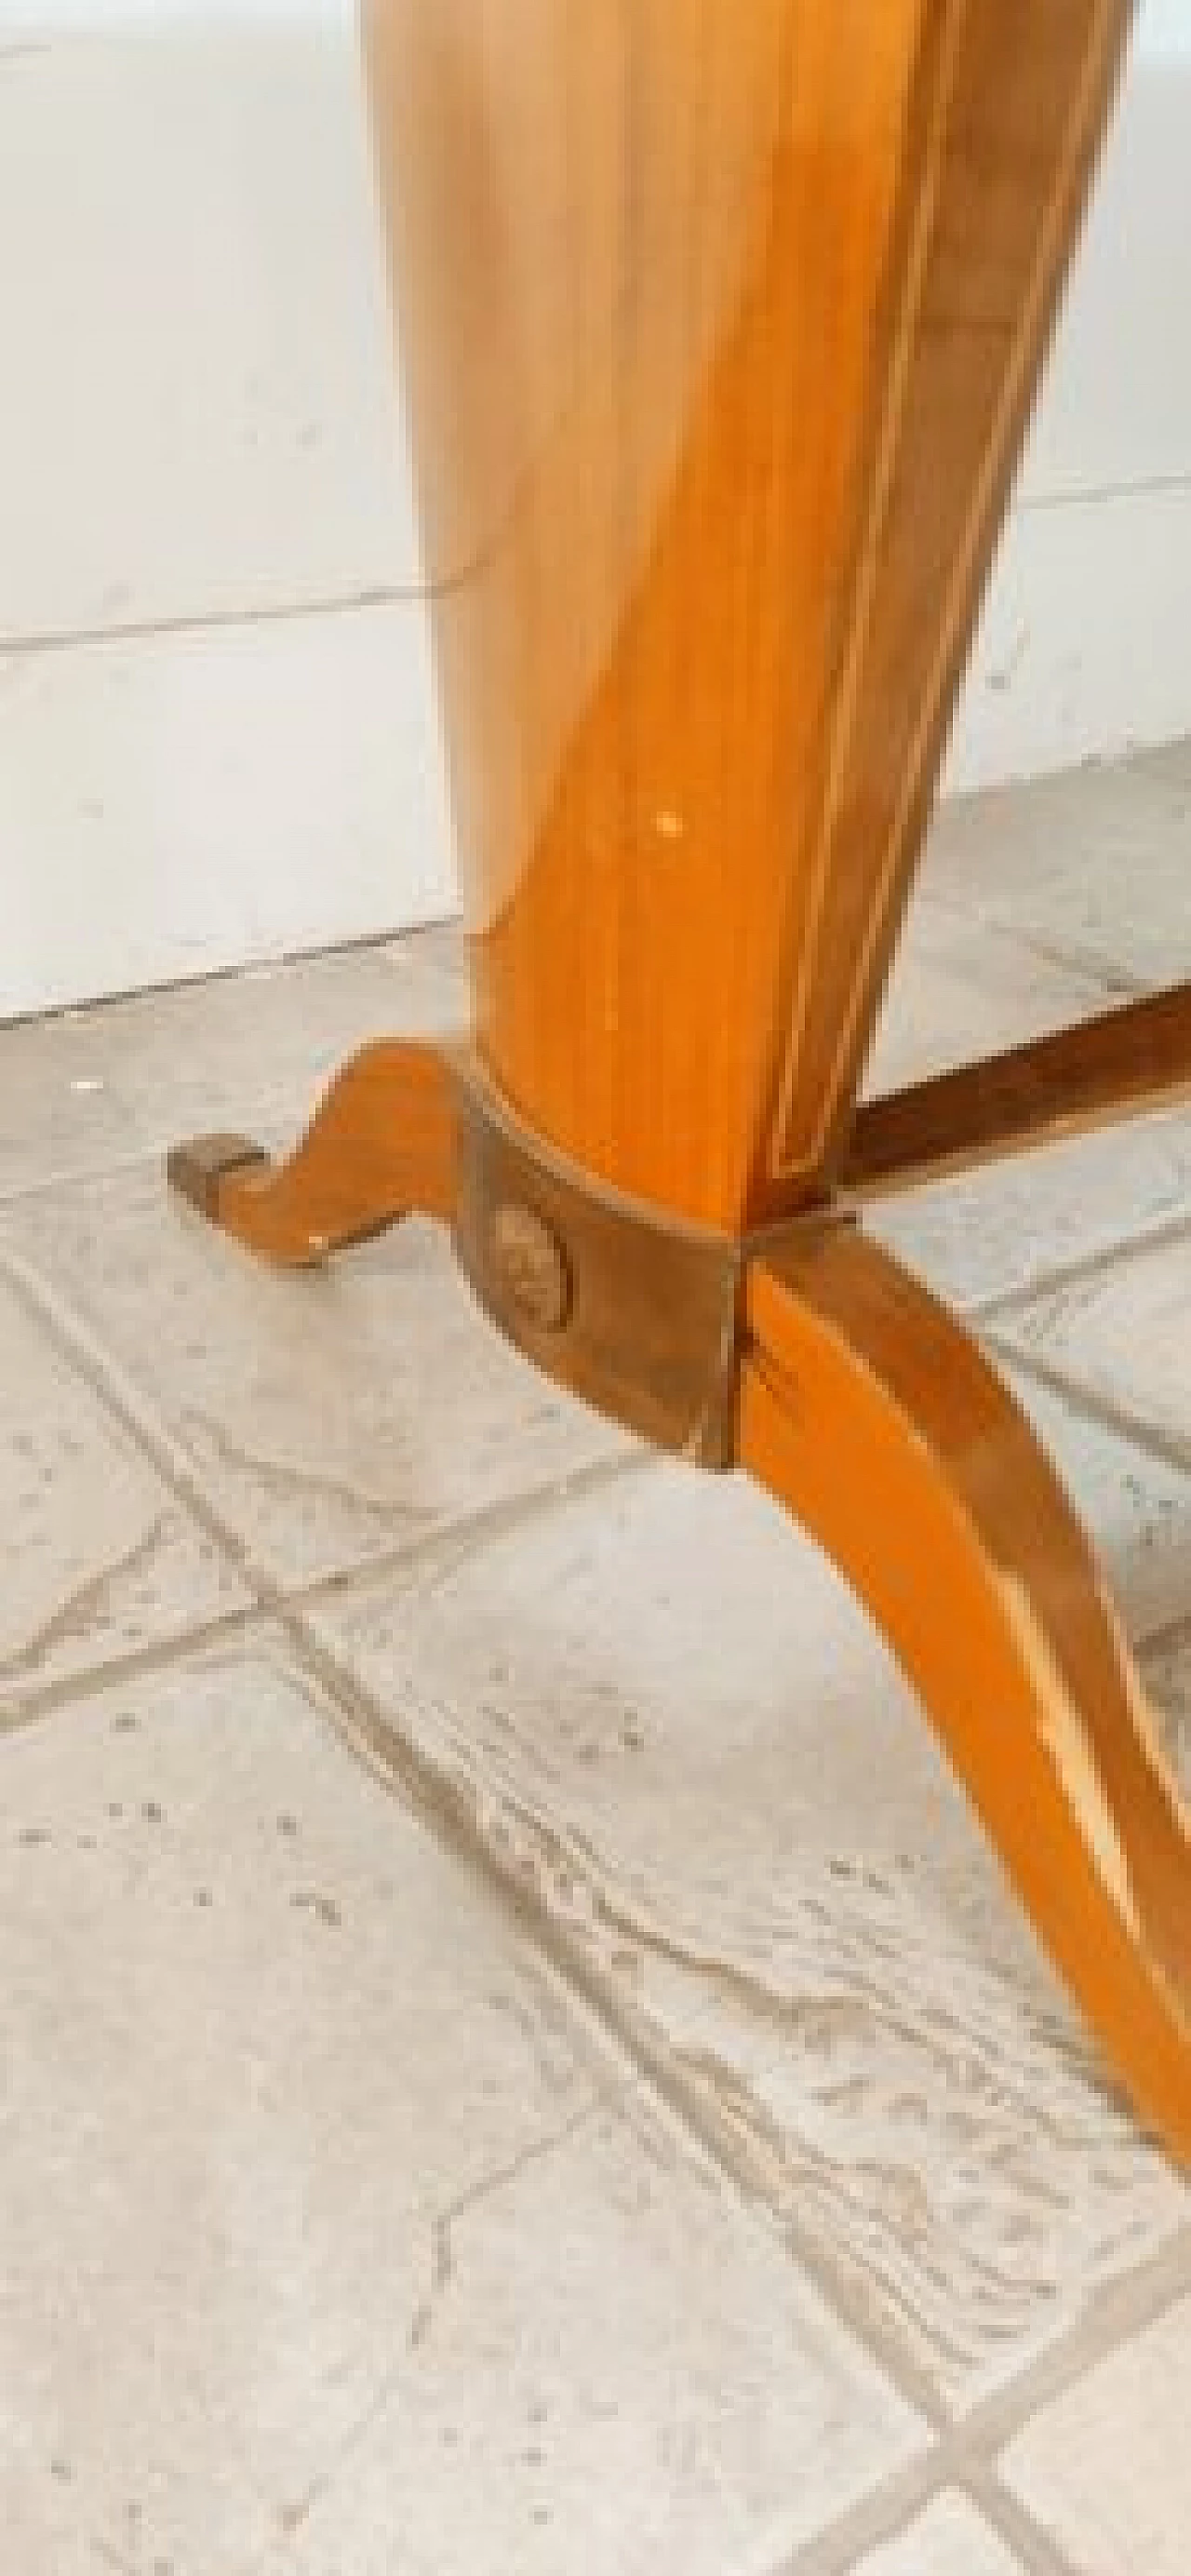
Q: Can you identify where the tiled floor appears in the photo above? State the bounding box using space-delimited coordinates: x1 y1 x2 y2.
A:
2 750 1189 2573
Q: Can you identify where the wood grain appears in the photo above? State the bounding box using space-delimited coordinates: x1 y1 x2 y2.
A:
764 0 1137 1211
363 0 1136 1231
741 1227 1191 2167
165 5 1186 2181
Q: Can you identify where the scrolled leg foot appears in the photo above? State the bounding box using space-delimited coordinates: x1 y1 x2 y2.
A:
167 1038 457 1266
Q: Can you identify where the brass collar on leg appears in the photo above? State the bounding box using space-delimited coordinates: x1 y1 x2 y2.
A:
450 1057 848 1469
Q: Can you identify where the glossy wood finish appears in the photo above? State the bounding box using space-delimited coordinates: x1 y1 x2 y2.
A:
166 973 1191 1273
363 0 1136 1230
741 1229 1191 2166
167 1040 456 1263
166 1025 1191 2153
168 1042 745 1464
167 2 1189 2159
845 976 1191 1201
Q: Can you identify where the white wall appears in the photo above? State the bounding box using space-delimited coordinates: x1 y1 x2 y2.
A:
1 0 1187 1019
0 4 454 1021
946 0 1191 793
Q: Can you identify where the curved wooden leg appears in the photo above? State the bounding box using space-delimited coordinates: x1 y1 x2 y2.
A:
740 1225 1191 2167
167 1040 457 1266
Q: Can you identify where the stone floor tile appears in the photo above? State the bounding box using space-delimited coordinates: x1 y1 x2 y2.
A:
0 923 462 1202
864 901 1109 1099
850 2492 1024 2575
1007 1365 1191 1648
310 1419 1190 2413
993 1222 1191 1461
0 1266 247 1716
923 740 1191 994
3 1166 629 1591
1001 2294 1191 2576
0 1635 920 2575
868 1107 1191 1320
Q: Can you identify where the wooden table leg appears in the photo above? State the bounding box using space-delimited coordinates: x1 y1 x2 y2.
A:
740 1227 1191 2167
167 1034 1191 2159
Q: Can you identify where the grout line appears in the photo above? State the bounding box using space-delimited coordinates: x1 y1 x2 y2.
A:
951 2225 1191 2462
972 1199 1191 1331
918 879 1150 1003
959 2468 1085 2576
0 1245 951 2431
991 1329 1191 1660
5 1239 1186 2468
0 1602 265 1742
0 1246 266 1570
0 1235 652 1713
773 2228 1191 2575
0 1236 646 1579
991 919 1147 1002
984 1326 1191 1485
293 1443 656 1612
770 2435 1065 2576
263 1578 950 2435
769 2447 957 2576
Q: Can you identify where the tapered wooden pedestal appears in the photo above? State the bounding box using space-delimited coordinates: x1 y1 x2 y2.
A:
169 0 1189 2162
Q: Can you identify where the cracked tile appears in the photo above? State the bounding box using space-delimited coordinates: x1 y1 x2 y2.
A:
312 1396 1191 2414
2 1163 628 1590
0 1636 920 2574
274 2097 923 2576
1001 2294 1191 2576
0 1268 247 1715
